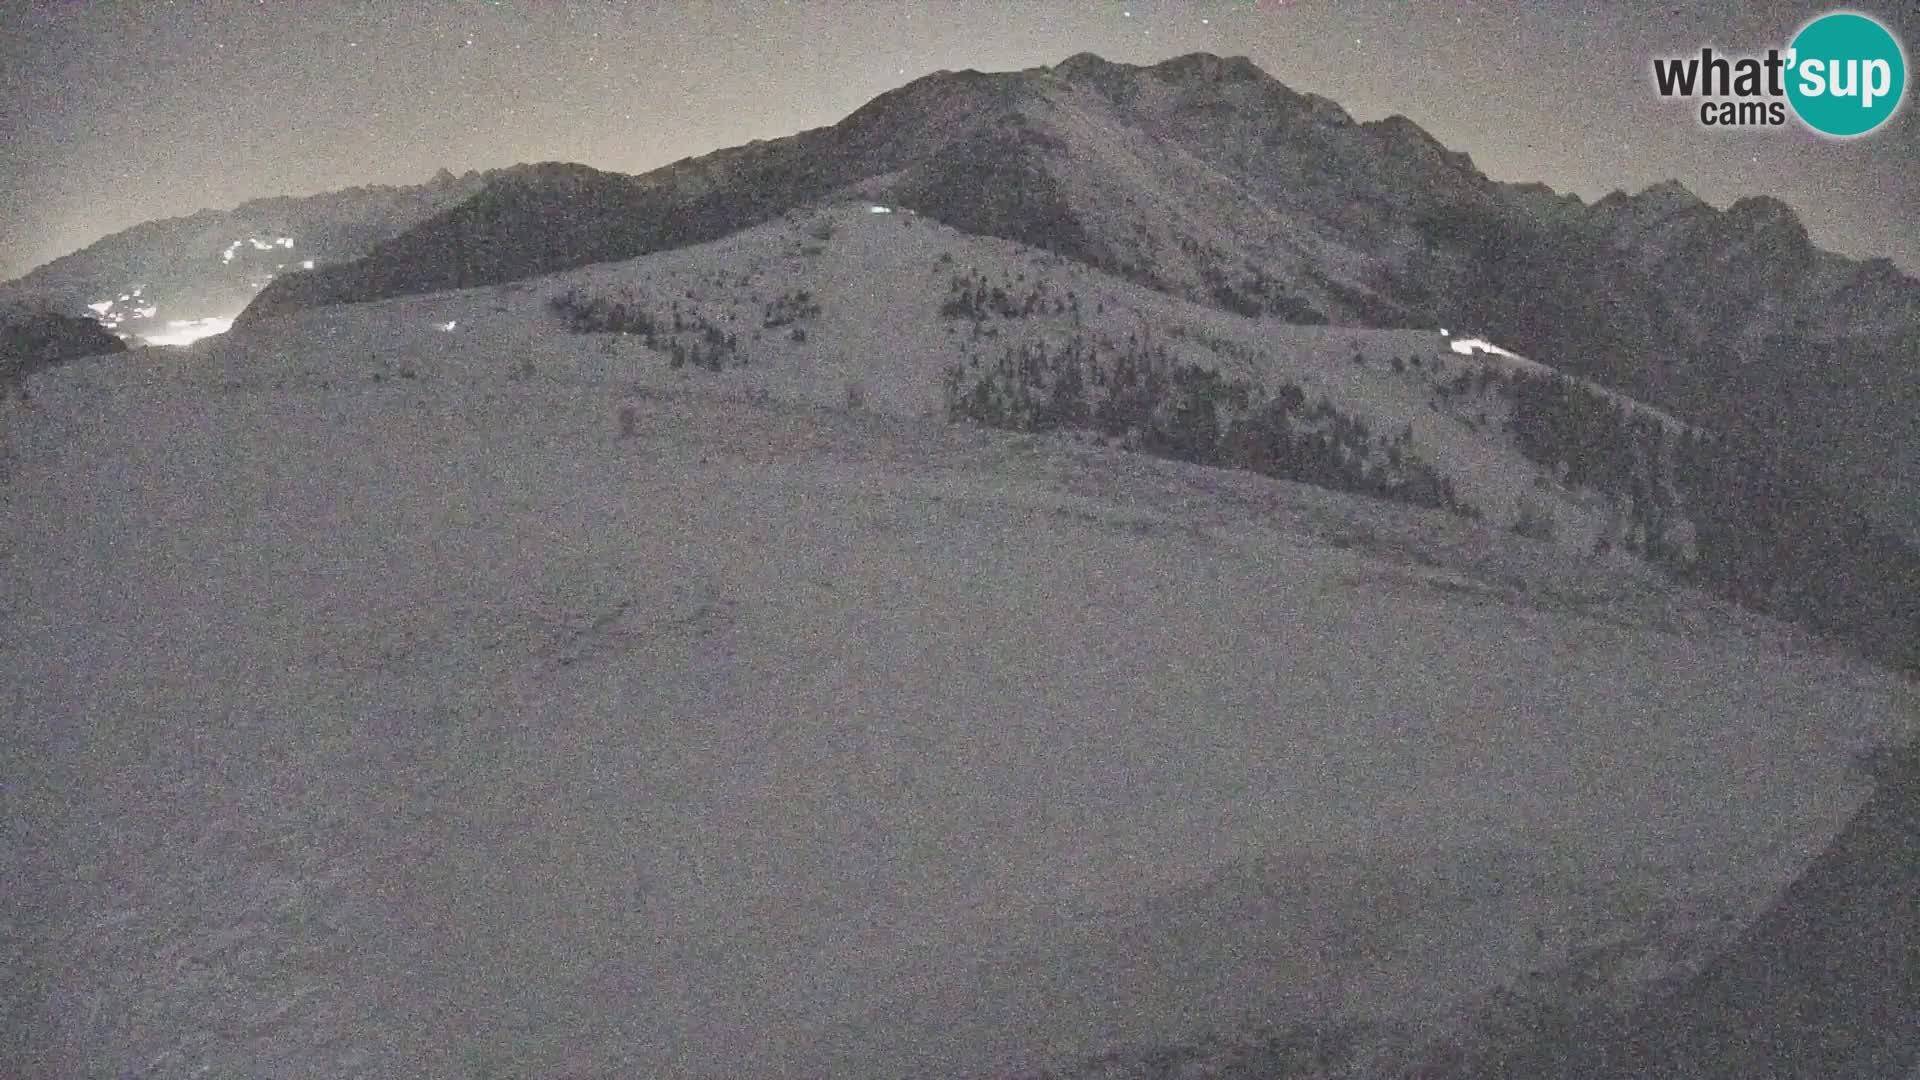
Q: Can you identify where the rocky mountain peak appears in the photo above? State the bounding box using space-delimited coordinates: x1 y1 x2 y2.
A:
1148 52 1269 85
1725 194 1809 243
1637 179 1709 211
1364 114 1478 173
1052 51 1121 79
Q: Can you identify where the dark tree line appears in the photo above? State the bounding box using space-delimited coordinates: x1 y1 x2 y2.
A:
1501 367 1683 559
1499 361 1920 674
761 289 821 328
942 334 1472 516
548 286 741 371
1673 426 1920 673
938 270 1077 322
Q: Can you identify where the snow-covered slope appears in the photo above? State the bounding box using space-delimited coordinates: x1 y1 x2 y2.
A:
227 202 1692 560
4 216 1915 1076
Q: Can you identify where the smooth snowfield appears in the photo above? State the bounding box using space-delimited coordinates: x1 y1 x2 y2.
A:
4 314 1915 1077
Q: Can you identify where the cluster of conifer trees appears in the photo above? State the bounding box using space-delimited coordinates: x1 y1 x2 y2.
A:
943 333 1471 515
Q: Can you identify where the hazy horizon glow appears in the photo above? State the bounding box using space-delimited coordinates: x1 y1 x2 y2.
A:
140 316 235 347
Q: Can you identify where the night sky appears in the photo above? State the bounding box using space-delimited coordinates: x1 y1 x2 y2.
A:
3 0 1916 282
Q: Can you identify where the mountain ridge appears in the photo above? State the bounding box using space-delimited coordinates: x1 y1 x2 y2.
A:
232 52 1918 342
13 51 1920 543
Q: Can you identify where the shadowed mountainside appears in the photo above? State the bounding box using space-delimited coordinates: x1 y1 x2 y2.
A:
1 306 125 385
1448 739 1920 1079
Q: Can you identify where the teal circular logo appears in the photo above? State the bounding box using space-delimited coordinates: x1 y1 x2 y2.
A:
1786 11 1906 137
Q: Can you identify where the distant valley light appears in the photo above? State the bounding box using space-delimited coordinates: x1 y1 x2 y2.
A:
141 316 234 347
79 228 302 348
224 236 296 263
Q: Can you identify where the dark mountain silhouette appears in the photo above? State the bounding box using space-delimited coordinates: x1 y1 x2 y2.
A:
1 305 125 384
233 54 1920 342
236 69 1051 322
